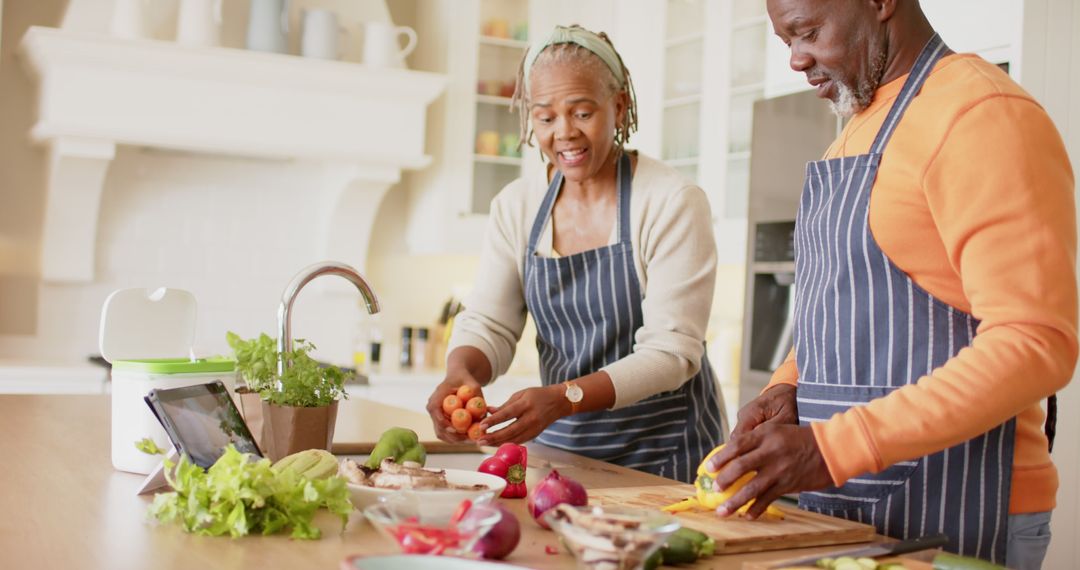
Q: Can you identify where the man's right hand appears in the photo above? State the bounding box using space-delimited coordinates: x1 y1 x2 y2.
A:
731 383 799 437
426 372 484 443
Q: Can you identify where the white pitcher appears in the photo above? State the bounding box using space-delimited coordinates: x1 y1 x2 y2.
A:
300 9 347 60
362 21 417 68
176 0 223 47
247 0 290 54
110 0 150 39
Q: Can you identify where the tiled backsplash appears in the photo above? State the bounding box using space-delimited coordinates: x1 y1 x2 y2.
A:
0 147 366 365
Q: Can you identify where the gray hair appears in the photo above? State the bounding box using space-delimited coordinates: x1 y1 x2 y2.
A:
510 27 639 153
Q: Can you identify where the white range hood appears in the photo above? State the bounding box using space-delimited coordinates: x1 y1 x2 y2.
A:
19 26 446 283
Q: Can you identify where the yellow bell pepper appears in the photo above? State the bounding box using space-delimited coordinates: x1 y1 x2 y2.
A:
661 445 785 519
660 497 700 513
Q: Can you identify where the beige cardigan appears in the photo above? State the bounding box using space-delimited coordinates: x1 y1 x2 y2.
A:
448 153 718 409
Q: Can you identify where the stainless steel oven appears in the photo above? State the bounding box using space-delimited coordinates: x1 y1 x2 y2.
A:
739 90 839 408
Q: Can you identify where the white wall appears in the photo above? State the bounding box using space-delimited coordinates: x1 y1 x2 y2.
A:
0 0 65 335
764 0 1026 98
1020 1 1080 566
0 147 364 365
0 0 424 366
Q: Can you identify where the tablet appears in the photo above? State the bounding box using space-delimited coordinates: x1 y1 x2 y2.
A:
144 381 262 469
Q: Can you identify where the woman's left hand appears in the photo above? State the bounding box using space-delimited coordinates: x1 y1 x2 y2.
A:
476 385 567 446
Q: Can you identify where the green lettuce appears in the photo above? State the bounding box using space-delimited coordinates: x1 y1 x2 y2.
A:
148 445 352 539
135 437 166 456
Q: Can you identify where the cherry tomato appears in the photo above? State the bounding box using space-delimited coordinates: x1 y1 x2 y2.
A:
442 394 463 416
450 408 473 431
465 396 487 420
456 385 479 401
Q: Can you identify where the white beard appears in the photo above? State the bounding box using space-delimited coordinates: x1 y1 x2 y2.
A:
828 80 861 119
828 35 889 119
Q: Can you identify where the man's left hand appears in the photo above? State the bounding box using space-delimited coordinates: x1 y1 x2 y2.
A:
706 423 834 519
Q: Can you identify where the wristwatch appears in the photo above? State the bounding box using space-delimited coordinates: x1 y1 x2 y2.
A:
563 381 584 415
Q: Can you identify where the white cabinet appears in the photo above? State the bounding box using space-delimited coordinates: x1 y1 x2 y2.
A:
403 0 773 262
922 0 1024 72
405 0 644 254
765 0 1025 99
406 0 540 255
0 360 108 395
471 0 532 215
631 0 768 268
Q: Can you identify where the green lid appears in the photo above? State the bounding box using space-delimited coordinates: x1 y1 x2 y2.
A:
112 357 236 374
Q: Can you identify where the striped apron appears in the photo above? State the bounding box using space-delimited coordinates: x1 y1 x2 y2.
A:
793 34 1015 564
526 153 726 484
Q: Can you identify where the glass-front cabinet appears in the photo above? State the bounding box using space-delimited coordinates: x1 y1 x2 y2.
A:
658 0 768 223
471 0 530 215
657 0 770 420
661 0 705 182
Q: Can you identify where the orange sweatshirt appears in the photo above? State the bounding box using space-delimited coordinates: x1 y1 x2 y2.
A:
768 54 1078 514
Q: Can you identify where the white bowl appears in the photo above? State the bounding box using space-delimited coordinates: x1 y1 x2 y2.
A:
342 555 532 569
346 468 506 512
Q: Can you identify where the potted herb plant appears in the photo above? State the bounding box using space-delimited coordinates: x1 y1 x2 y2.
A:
227 332 348 461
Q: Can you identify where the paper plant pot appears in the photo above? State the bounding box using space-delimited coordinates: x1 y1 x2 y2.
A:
260 400 339 462
236 387 265 450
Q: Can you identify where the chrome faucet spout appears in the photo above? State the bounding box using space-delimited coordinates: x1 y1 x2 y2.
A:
276 261 380 376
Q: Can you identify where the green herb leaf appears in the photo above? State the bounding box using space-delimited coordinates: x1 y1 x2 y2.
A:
227 332 279 393
227 332 349 408
147 445 352 539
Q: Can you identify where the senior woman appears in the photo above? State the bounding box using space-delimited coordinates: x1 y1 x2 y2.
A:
426 25 726 483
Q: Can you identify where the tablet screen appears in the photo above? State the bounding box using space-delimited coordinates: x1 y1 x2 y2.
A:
147 381 261 469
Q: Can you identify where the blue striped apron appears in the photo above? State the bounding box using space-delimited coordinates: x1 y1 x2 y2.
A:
525 153 726 484
793 34 1014 564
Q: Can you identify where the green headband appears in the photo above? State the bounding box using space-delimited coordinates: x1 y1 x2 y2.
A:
522 25 625 92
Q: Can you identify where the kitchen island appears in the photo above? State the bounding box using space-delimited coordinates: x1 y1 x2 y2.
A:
0 395 879 569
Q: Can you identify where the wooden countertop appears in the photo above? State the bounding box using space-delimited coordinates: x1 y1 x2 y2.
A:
0 395 879 569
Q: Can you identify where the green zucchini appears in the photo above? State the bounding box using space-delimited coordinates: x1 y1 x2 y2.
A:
932 553 1007 570
673 527 709 543
833 557 865 570
700 536 716 557
643 548 664 570
660 534 700 565
672 527 715 558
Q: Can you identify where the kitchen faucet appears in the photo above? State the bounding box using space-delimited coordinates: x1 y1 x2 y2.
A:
277 261 381 376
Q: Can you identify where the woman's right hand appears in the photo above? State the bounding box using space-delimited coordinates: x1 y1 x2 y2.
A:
426 372 484 442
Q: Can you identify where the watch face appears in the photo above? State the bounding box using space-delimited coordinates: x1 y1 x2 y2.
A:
565 383 584 403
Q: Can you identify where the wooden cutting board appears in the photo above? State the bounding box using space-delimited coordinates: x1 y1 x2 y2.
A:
589 484 876 555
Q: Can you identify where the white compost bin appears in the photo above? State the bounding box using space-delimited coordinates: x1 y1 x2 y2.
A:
99 288 236 474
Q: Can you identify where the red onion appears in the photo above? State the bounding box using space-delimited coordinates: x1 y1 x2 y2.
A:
527 470 588 529
474 502 521 559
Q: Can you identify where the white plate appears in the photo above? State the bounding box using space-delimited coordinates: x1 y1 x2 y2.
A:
341 554 529 569
346 467 506 511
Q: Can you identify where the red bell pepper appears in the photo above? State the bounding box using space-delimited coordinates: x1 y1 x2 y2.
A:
478 443 528 498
